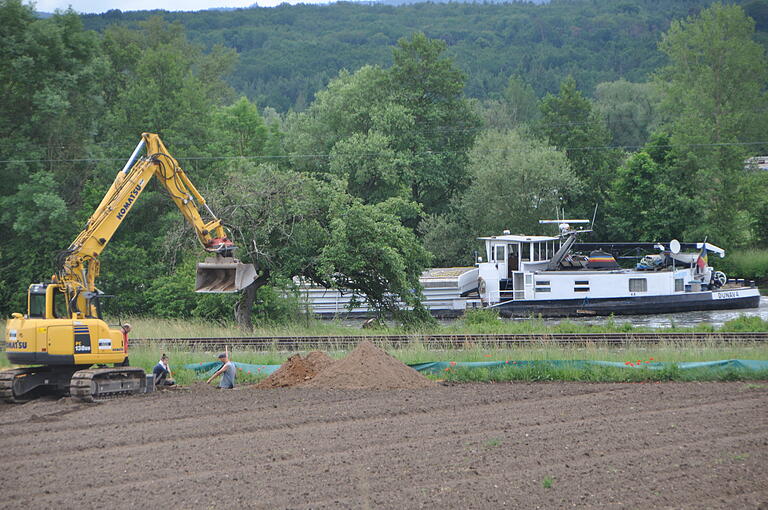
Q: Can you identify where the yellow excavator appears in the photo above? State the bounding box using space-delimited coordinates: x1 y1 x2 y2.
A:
1 133 256 402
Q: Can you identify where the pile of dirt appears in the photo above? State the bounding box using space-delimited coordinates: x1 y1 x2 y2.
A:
302 341 436 390
256 351 335 388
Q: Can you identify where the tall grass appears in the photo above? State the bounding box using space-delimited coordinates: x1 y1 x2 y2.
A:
715 248 768 281
34 312 767 340
440 364 768 383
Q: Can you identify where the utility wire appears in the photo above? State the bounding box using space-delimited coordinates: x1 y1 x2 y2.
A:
0 140 766 165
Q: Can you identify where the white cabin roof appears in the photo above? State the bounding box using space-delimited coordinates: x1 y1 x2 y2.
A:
478 234 559 242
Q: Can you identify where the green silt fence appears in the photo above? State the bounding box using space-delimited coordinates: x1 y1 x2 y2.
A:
186 359 768 378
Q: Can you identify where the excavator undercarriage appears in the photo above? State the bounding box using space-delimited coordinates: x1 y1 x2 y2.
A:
0 366 146 403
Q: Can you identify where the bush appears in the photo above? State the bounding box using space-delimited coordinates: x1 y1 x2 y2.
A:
461 308 500 326
713 249 768 280
720 315 768 332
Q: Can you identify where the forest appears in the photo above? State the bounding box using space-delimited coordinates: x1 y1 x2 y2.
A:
1 0 767 326
79 0 768 111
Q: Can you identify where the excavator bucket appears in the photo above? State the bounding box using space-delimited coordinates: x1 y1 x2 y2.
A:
195 256 257 293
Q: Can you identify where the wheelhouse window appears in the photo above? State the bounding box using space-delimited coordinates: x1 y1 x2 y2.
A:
675 278 684 292
574 280 590 292
521 243 530 262
495 245 505 261
629 278 648 292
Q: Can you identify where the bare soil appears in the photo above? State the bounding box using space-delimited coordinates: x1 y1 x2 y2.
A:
0 382 766 509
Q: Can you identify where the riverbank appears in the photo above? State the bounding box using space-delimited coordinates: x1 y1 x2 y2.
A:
83 311 768 339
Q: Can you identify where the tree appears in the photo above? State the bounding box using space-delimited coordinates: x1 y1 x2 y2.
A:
208 162 432 328
0 2 108 315
389 33 481 215
655 3 768 246
213 97 268 157
320 199 433 325
537 76 621 227
605 134 695 242
594 79 661 148
422 129 581 266
502 75 540 126
285 33 480 216
101 16 237 146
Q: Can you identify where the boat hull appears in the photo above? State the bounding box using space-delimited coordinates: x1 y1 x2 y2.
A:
494 288 761 318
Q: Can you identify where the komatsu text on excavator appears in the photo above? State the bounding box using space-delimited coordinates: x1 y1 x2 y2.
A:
1 133 257 402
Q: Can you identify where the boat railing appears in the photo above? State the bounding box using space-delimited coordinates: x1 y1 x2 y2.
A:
500 290 525 300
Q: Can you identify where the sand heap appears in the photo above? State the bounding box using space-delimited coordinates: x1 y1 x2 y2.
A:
256 351 335 388
301 341 436 390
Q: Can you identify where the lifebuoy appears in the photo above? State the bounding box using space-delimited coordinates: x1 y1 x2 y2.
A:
712 271 727 288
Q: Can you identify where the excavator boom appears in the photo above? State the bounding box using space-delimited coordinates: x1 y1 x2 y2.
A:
63 132 256 308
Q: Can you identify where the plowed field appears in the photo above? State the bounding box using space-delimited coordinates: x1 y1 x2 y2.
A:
0 382 766 509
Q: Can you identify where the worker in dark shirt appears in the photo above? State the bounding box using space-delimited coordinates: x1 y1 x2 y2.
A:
152 353 175 387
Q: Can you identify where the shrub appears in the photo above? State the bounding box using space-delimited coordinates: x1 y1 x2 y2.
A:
461 308 500 326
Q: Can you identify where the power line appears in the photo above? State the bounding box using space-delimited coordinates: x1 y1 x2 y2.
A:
0 140 766 165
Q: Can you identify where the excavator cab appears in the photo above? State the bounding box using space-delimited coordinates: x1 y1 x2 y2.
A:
195 256 257 293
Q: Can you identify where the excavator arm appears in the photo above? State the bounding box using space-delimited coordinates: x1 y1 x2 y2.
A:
58 132 256 318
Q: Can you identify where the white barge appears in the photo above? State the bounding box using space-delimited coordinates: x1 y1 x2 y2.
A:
477 222 760 317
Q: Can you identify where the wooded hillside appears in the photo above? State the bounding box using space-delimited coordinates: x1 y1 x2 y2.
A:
81 0 768 111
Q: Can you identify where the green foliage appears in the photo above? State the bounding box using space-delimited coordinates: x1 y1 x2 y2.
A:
213 96 268 157
461 308 500 327
286 33 480 216
320 199 434 322
720 315 768 332
537 76 621 226
80 1 737 112
423 129 579 265
655 3 768 246
464 129 580 235
502 75 541 126
441 363 768 384
605 138 694 242
593 79 661 148
713 249 768 280
2 1 767 324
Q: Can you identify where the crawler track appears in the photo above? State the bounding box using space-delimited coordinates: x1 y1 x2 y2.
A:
0 368 34 403
70 367 146 403
133 332 768 350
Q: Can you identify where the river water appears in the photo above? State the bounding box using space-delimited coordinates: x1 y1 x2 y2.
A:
506 289 768 329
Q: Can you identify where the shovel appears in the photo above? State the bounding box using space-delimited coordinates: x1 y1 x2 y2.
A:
195 256 257 293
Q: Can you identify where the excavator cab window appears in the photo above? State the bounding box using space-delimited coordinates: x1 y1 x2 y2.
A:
52 288 69 319
28 290 46 318
87 294 107 320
